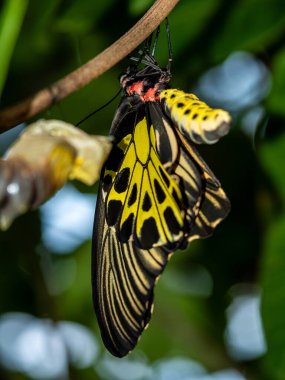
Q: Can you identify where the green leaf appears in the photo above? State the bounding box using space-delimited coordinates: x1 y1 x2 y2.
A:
171 0 218 56
211 0 285 61
259 131 285 203
128 0 153 16
0 0 28 98
267 48 285 117
260 216 285 380
55 0 114 34
259 130 285 378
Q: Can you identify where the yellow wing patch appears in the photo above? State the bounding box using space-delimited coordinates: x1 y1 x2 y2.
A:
104 117 184 250
105 118 185 249
160 89 231 144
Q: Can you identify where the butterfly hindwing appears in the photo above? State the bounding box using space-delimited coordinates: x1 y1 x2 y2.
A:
150 102 230 241
172 127 230 241
104 102 185 250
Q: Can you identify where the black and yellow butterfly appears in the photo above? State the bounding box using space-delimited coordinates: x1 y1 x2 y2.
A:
92 41 231 357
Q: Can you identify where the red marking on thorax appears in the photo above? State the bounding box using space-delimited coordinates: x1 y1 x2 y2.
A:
127 81 144 96
126 81 160 102
142 87 160 102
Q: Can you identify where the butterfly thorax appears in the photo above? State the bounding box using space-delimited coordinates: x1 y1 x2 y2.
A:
120 65 171 103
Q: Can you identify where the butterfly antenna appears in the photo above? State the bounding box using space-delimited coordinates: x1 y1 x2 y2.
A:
151 25 160 57
76 88 121 127
165 18 172 72
140 31 154 64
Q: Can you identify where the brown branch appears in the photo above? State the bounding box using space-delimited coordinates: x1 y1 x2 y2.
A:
0 0 180 132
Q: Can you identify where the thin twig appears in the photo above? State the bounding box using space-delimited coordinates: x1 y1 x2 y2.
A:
0 0 180 132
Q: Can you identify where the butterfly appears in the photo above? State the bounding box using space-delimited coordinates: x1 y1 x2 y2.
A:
91 36 231 357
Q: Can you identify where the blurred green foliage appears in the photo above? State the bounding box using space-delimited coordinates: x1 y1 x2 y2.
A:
0 0 28 97
1 0 285 379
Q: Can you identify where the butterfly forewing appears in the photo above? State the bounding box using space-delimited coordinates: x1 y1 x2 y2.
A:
93 233 169 356
92 150 171 357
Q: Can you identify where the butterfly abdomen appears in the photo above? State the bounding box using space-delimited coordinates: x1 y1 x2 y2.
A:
160 89 231 144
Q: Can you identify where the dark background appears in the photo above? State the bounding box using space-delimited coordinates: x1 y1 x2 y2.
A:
1 0 285 379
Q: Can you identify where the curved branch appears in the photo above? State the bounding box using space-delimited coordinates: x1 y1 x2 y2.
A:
0 0 180 132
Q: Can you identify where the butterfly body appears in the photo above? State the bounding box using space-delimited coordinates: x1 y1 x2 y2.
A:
92 58 231 357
